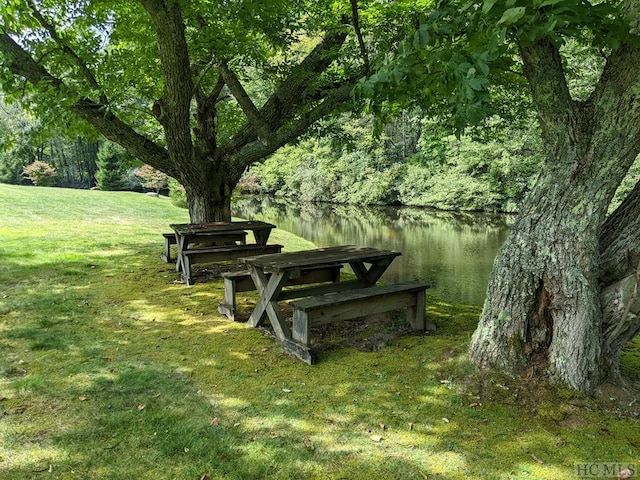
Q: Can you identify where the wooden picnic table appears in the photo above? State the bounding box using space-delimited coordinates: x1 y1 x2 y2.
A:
170 220 278 284
241 245 401 344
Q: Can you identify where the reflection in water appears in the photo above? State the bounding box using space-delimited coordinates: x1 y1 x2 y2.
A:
233 196 513 306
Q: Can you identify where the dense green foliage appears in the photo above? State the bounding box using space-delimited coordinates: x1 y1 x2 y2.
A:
95 142 126 191
0 99 99 187
245 114 543 212
0 0 394 221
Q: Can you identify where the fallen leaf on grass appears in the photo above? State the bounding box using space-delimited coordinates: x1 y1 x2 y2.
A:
370 435 383 442
78 396 89 401
210 418 220 426
137 403 146 410
282 388 292 393
442 418 450 423
523 448 544 465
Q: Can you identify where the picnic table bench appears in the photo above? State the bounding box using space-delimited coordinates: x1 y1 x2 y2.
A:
162 233 178 262
180 244 283 285
288 282 433 364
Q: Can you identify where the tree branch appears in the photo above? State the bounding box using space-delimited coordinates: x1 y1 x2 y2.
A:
225 26 350 155
519 38 579 147
600 179 640 284
26 0 108 104
72 99 178 177
138 0 195 169
217 62 270 145
0 33 62 88
229 80 354 175
0 33 176 177
350 0 370 74
208 75 227 105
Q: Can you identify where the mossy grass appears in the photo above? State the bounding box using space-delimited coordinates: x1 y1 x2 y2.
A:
0 183 638 479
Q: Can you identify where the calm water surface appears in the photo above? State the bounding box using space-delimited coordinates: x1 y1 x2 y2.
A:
233 197 513 306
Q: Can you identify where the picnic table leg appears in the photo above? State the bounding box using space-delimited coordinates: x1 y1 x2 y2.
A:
247 269 292 342
349 257 395 286
252 228 273 245
175 234 190 273
162 235 173 263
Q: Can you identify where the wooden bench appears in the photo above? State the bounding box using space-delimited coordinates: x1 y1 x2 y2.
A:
164 231 250 263
162 233 178 262
181 243 283 285
286 282 433 364
217 265 343 321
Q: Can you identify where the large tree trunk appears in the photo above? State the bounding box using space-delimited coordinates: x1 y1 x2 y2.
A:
180 151 240 223
140 1 352 223
470 40 640 390
599 182 640 376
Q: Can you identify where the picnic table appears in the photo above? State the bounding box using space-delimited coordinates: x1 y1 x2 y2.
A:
241 245 430 363
170 220 281 285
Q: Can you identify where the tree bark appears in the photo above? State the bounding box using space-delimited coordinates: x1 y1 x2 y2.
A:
599 181 640 376
470 39 640 390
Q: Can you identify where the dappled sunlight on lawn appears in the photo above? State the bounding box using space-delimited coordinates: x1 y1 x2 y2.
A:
1 185 638 479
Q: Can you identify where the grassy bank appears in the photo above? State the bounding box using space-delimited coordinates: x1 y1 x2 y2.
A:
0 184 638 480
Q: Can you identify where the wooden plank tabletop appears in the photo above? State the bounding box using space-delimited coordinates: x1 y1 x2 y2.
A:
242 245 401 273
170 220 276 235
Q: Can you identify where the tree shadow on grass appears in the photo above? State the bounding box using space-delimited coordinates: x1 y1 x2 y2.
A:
1 248 639 479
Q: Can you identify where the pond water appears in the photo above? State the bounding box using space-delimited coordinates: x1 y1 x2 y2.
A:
233 196 514 306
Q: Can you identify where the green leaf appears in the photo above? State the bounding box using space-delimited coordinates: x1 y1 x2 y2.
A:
482 0 498 14
468 77 485 91
497 7 527 25
412 25 430 49
540 0 565 6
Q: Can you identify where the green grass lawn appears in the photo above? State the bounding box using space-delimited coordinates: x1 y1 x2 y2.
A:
0 183 638 480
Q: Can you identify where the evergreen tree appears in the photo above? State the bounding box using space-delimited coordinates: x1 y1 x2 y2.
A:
95 142 125 191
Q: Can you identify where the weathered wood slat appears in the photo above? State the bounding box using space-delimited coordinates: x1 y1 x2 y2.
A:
293 282 428 310
275 279 369 301
242 245 401 273
302 291 418 326
171 220 275 237
289 282 433 364
181 244 283 285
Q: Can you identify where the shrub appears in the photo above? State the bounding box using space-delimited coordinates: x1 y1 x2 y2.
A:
135 164 168 193
23 160 57 186
169 178 188 208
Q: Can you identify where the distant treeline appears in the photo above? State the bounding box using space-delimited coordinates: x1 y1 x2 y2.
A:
3 99 638 213
240 114 543 213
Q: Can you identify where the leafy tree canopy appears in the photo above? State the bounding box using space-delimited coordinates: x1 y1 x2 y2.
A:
1 0 405 220
0 0 353 140
356 0 639 132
